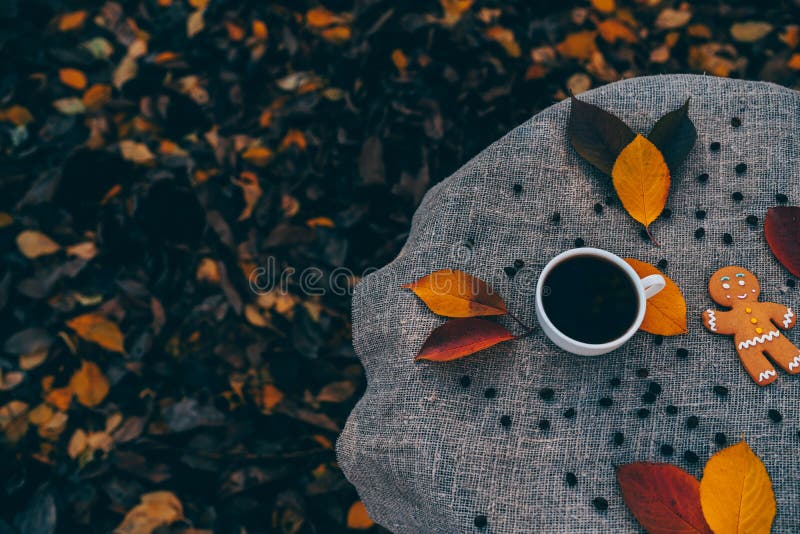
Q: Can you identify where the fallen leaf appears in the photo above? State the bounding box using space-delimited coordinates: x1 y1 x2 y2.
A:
0 106 34 126
612 134 670 240
0 370 24 391
788 53 800 70
52 97 86 115
0 401 29 443
439 0 473 27
346 501 374 529
59 68 87 90
66 313 125 353
242 146 273 167
767 206 800 276
404 269 507 317
568 96 635 176
617 463 712 534
590 0 615 13
58 10 87 31
82 37 114 59
321 26 351 43
69 360 110 408
485 26 521 58
306 216 335 228
252 20 268 40
647 99 697 175
17 230 61 259
83 84 112 111
0 212 12 227
556 31 598 61
306 7 348 28
731 22 773 43
232 171 262 221
4 327 54 354
261 384 284 413
316 380 355 403
391 49 409 75
187 10 205 37
119 140 155 165
196 258 220 284
597 19 638 44
566 73 591 95
279 129 307 151
66 242 98 260
624 259 687 335
416 317 513 361
114 491 184 534
655 8 692 30
700 442 775 534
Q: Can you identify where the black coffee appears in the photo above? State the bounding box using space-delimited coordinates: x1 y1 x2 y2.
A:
541 256 638 344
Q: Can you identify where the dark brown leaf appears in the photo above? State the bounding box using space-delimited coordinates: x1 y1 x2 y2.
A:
765 206 800 277
647 99 697 175
568 96 636 176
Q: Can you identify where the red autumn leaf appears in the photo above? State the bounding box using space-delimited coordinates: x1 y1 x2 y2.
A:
415 318 513 362
616 462 712 534
765 206 800 277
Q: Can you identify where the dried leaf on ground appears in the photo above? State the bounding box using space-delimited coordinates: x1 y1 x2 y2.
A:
66 313 125 353
404 269 507 317
69 360 110 408
624 259 687 335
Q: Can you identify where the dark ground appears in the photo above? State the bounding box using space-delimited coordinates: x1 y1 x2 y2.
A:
1 0 799 532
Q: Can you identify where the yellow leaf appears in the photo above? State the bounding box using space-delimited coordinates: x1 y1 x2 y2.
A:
242 146 273 167
187 9 205 37
556 31 598 60
59 68 88 90
404 269 507 317
590 0 615 13
17 230 61 259
0 106 34 126
611 134 670 239
114 491 184 534
119 140 155 165
346 501 374 530
439 0 473 27
69 360 110 408
700 441 776 533
66 313 125 353
730 21 773 43
58 11 88 31
624 258 687 335
484 26 521 58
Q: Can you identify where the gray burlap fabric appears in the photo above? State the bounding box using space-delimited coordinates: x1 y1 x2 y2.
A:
337 74 800 533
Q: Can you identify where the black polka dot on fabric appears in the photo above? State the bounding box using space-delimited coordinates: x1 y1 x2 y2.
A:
538 419 551 431
460 375 471 388
637 408 651 419
697 173 709 183
566 472 578 487
723 233 733 245
504 266 517 277
474 515 488 528
731 191 743 201
513 183 523 194
686 415 699 429
642 392 656 404
768 409 783 423
776 193 789 203
713 385 729 396
599 397 613 408
665 405 678 415
500 415 512 428
594 203 604 214
683 450 699 464
710 141 721 152
593 497 608 512
714 432 727 446
653 336 664 346
695 209 706 220
539 387 555 401
731 117 742 128
657 259 668 269
574 237 585 247
662 208 672 218
484 388 497 399
694 227 705 239
735 162 747 174
563 407 576 419
613 431 624 446
660 444 674 457
676 348 688 359
605 196 616 206
636 368 649 378
463 238 475 248
551 212 561 223
648 382 662 395
746 215 758 226
609 377 621 387
514 259 524 269
788 279 796 288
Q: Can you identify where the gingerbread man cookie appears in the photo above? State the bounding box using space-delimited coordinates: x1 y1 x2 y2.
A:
702 266 799 386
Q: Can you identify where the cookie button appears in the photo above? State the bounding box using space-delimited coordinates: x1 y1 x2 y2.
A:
750 318 758 324
745 307 752 313
755 327 763 334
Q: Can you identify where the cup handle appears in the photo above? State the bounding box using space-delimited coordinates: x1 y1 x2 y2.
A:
640 274 666 299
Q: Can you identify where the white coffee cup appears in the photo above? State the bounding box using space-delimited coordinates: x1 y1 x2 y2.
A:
535 247 666 356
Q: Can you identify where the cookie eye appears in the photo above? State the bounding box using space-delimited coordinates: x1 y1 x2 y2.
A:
722 283 730 289
738 280 745 286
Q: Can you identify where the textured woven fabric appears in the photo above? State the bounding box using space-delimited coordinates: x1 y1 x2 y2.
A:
337 74 800 533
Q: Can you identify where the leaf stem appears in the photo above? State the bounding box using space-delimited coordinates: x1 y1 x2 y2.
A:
645 226 660 247
506 310 535 335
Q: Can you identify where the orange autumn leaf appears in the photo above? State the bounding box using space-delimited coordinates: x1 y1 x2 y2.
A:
321 26 351 43
700 442 776 534
82 84 112 111
597 19 638 44
306 7 347 28
252 20 268 40
617 463 712 534
224 21 245 41
17 230 60 259
45 386 73 412
261 384 284 413
590 0 615 13
624 258 687 335
59 68 87 90
0 105 34 126
346 500 374 529
115 491 184 534
391 49 409 75
556 31 598 61
788 53 800 70
69 360 110 408
404 269 507 317
58 11 88 31
306 217 335 228
232 171 262 221
242 146 273 167
416 317 513 361
611 134 670 241
484 26 521 58
66 313 125 353
279 129 307 151
439 0 473 27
